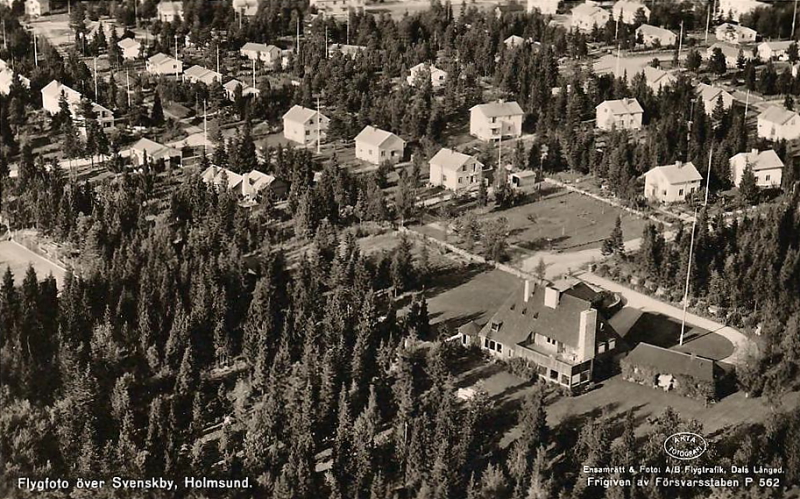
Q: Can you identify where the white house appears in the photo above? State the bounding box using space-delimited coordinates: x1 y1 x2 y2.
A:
239 42 281 66
715 23 757 44
0 68 29 95
612 0 649 24
636 24 676 47
25 0 49 17
717 0 768 22
223 79 259 100
469 100 524 141
328 44 366 57
429 148 484 193
571 2 610 33
644 161 703 203
504 35 525 49
527 0 559 15
41 80 114 134
706 42 747 68
696 83 733 115
130 138 181 167
282 105 329 146
184 65 222 85
309 0 365 17
117 38 141 60
595 98 643 131
729 149 784 188
407 63 447 89
643 67 676 92
157 1 183 22
758 106 800 142
146 53 183 75
202 165 244 191
232 0 260 16
354 126 405 165
758 41 794 61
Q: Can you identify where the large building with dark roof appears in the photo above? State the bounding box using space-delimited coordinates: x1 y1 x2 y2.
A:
459 278 619 390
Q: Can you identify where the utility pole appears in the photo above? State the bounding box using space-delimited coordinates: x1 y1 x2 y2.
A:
325 25 329 58
174 35 179 78
216 43 220 74
316 94 321 154
347 12 350 45
126 68 131 107
252 58 256 88
203 100 208 156
615 43 621 79
34 33 38 67
744 89 750 117
296 18 300 56
3 21 6 51
94 56 98 100
678 20 684 63
793 0 799 40
704 1 711 44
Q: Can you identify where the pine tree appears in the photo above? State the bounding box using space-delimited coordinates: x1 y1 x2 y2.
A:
738 163 759 205
151 91 165 125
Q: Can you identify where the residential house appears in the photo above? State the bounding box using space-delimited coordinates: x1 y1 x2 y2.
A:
643 66 676 92
758 106 800 141
715 23 757 44
429 148 484 192
527 0 559 15
504 35 525 49
282 105 329 146
706 42 747 68
129 138 181 167
460 279 619 391
469 100 524 141
729 149 784 188
717 0 768 22
24 0 48 17
0 68 30 95
240 170 288 200
758 40 794 61
595 98 643 130
636 24 677 47
232 0 260 16
510 170 538 189
223 79 259 100
239 42 282 66
643 160 703 203
117 38 141 60
621 343 722 402
696 83 733 115
146 53 183 76
201 165 244 192
354 126 405 165
407 63 447 89
184 65 222 85
571 2 610 33
612 0 649 24
328 44 367 57
41 80 114 134
157 1 183 22
309 0 365 17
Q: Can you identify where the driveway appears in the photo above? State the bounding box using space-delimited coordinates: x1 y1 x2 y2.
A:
575 271 754 366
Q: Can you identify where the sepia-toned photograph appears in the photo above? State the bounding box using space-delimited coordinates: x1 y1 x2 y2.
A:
1 0 799 497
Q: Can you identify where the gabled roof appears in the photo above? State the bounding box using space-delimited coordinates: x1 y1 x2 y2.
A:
760 106 798 126
158 1 183 12
636 24 674 39
430 148 481 172
41 80 81 104
240 42 278 53
696 82 731 104
283 104 324 125
185 65 221 83
624 343 716 383
201 165 243 189
613 0 648 14
355 126 403 149
131 137 179 158
643 66 675 86
731 149 785 171
117 38 140 50
409 62 446 75
645 161 703 184
471 100 524 118
716 22 756 36
0 68 30 89
596 97 643 115
244 169 276 191
572 2 607 18
708 42 742 59
759 40 794 51
223 79 244 92
504 35 525 46
148 53 176 66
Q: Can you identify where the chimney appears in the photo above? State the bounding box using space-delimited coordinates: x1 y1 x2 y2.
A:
523 280 531 303
751 148 759 155
675 160 682 168
498 98 505 104
544 286 560 309
577 309 598 362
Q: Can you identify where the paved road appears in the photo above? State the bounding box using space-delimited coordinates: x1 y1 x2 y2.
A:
575 271 754 366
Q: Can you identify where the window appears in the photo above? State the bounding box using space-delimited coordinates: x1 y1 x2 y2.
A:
561 374 570 385
442 175 447 182
497 343 503 353
489 340 496 351
754 176 759 182
545 336 556 346
549 369 558 380
458 178 463 184
662 190 667 196
766 175 771 181
598 343 606 354
491 322 501 333
305 130 310 136
484 338 489 348
609 339 616 350
678 189 684 196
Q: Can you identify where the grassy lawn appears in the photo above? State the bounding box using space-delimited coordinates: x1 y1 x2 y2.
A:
0 240 66 287
625 312 734 361
482 188 648 254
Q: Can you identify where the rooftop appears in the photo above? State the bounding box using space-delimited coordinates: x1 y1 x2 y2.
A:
596 97 644 115
355 126 403 148
646 161 703 184
731 149 785 171
624 343 716 383
760 105 798 126
430 148 480 172
471 100 524 118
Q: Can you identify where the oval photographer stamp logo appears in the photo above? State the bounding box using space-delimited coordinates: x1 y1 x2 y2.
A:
664 432 707 460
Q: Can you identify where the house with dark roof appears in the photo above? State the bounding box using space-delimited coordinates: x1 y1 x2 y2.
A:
621 343 723 401
644 161 702 203
460 279 620 391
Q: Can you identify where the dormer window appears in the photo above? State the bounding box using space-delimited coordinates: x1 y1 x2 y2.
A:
491 322 501 332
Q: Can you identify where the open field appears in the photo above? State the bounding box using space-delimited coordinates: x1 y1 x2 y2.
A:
0 240 67 287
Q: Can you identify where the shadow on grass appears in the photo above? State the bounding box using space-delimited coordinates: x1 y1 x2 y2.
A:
514 235 570 252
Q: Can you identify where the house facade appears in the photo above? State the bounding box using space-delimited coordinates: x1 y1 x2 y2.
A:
223 80 259 100
696 83 734 115
643 67 676 92
595 98 643 130
0 68 29 95
469 100 524 141
636 24 676 47
612 0 649 24
729 149 784 188
239 42 281 66
25 0 49 17
758 106 800 142
157 1 183 22
707 42 748 67
644 161 703 203
146 53 183 75
354 126 405 165
407 63 447 88
309 0 365 17
130 138 181 167
715 23 757 44
717 0 768 22
527 0 559 15
118 38 141 60
758 41 794 61
504 35 525 49
232 0 259 16
460 279 618 391
429 148 484 192
282 105 329 146
41 80 114 135
184 65 222 85
571 2 610 33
